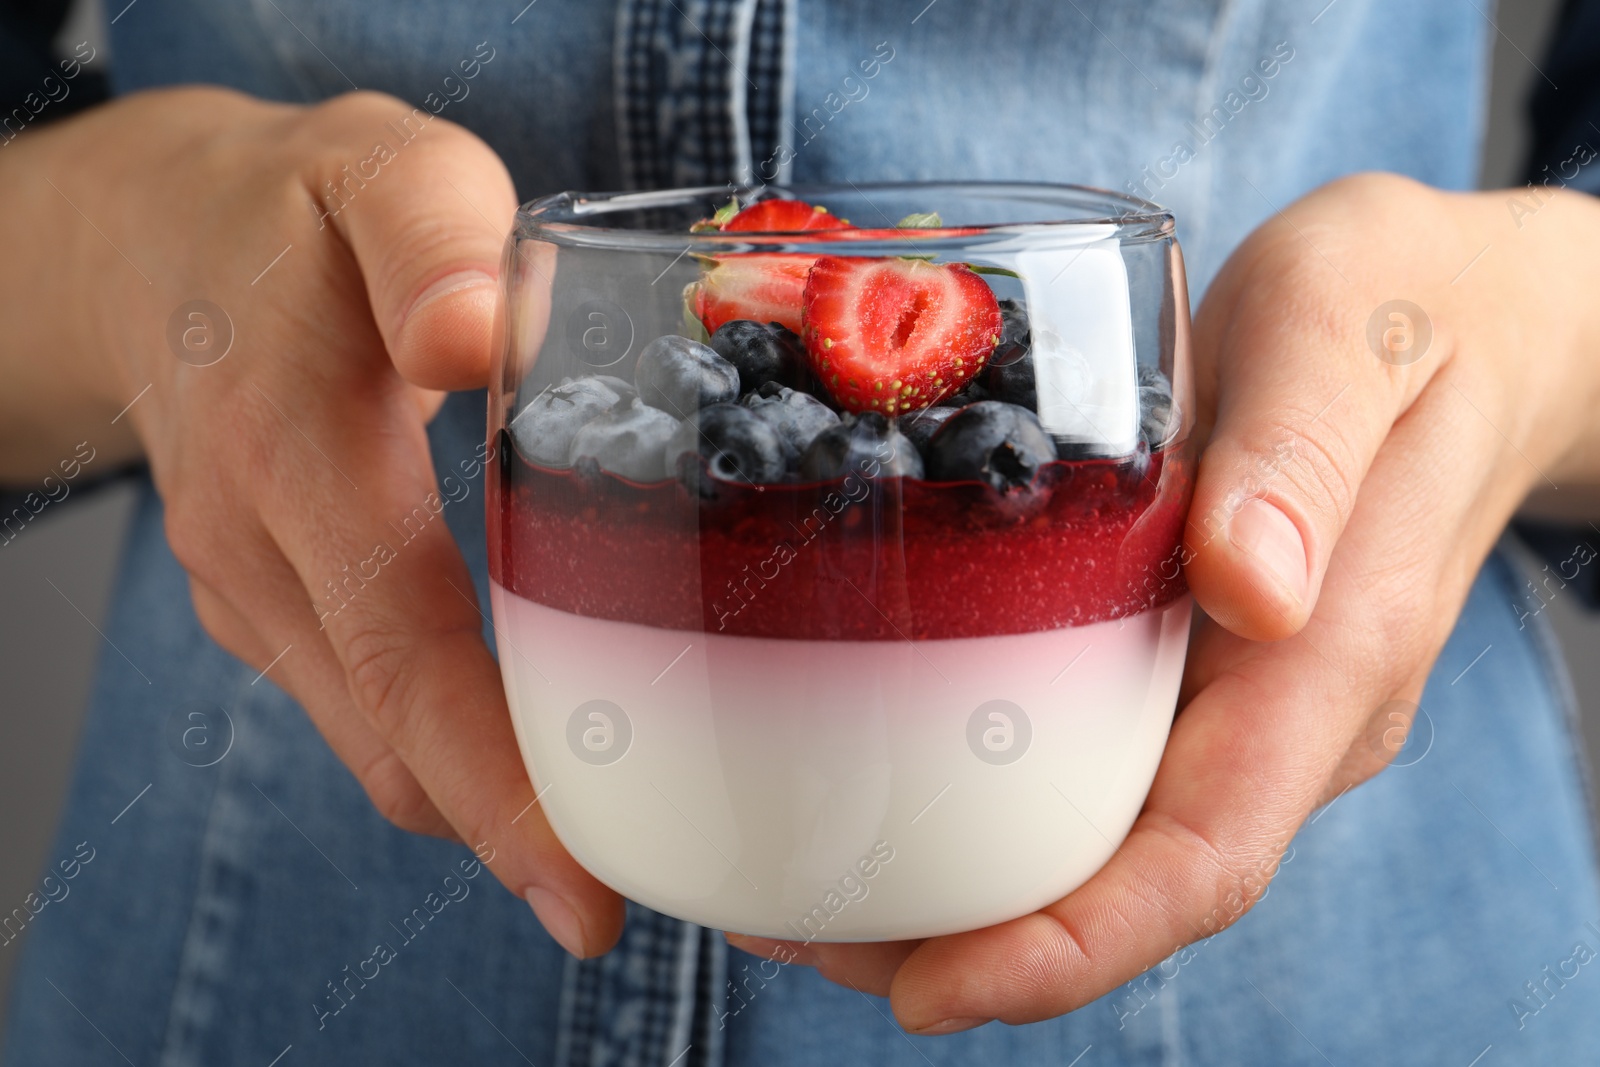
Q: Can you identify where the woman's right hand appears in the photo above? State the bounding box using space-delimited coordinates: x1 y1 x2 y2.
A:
0 87 624 959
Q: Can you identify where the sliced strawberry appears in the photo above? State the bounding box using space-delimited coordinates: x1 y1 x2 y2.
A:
685 253 815 335
683 201 853 332
719 199 851 232
812 210 983 241
815 225 986 242
801 257 1002 415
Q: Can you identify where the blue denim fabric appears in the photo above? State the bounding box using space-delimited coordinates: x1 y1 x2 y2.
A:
7 1 1600 1064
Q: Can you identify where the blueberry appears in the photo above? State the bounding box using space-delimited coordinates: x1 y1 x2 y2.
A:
943 378 991 407
980 299 1036 407
568 398 681 482
710 320 809 393
741 384 840 463
1138 365 1176 446
926 401 1056 491
635 334 740 416
1137 364 1171 392
983 352 1036 408
896 405 961 454
798 412 924 481
508 376 629 467
667 403 787 489
995 298 1032 363
590 375 639 404
1141 394 1174 447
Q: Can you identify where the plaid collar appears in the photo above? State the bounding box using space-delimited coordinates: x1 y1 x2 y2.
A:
615 0 795 190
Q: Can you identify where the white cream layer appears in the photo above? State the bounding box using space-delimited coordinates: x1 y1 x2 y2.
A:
492 581 1191 940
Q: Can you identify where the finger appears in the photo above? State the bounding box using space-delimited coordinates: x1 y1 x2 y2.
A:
1307 358 1525 790
294 92 518 391
724 934 922 998
264 607 458 841
887 635 1337 1032
189 576 271 666
249 377 625 959
725 934 820 968
185 545 454 839
1183 201 1445 642
278 652 457 844
805 940 924 998
886 365 1506 1032
274 624 458 840
1176 612 1238 708
1185 291 1405 640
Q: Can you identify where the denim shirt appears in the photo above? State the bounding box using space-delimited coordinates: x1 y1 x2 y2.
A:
8 3 1600 1066
105 0 1489 292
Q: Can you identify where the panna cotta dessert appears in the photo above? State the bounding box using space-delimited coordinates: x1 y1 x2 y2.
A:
488 185 1195 940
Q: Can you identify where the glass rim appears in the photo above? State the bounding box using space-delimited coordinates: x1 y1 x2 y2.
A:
516 181 1175 250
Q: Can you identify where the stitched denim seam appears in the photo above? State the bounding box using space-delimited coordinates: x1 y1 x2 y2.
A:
152 668 257 1067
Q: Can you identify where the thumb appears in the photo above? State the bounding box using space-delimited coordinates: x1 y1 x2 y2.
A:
1183 290 1408 642
306 93 517 391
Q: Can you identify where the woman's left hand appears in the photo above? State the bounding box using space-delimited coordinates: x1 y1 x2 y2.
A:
725 173 1600 1033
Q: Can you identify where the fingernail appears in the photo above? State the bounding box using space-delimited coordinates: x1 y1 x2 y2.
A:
404 269 496 324
525 887 589 958
1227 498 1308 602
910 1017 991 1035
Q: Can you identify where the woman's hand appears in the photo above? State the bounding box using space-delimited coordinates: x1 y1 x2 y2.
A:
724 173 1600 1031
0 87 624 958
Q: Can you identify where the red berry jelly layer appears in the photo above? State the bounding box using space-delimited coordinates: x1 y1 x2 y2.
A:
488 430 1192 642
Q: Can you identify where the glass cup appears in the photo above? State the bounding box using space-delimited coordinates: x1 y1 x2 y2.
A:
487 183 1194 941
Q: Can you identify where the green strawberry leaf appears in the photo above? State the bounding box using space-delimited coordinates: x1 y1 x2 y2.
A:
690 197 742 232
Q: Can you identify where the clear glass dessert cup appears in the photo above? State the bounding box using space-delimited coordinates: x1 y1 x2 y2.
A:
487 182 1195 941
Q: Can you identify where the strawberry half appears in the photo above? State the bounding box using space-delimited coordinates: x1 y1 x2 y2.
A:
718 199 851 232
685 200 852 333
801 257 1002 415
686 253 814 335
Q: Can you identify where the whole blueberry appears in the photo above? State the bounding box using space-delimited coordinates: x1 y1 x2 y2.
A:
710 320 809 393
508 376 629 467
741 383 840 462
634 334 740 416
590 375 639 404
982 352 1036 409
896 405 961 454
667 403 787 488
926 400 1056 491
978 298 1035 406
568 398 681 482
798 412 925 481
